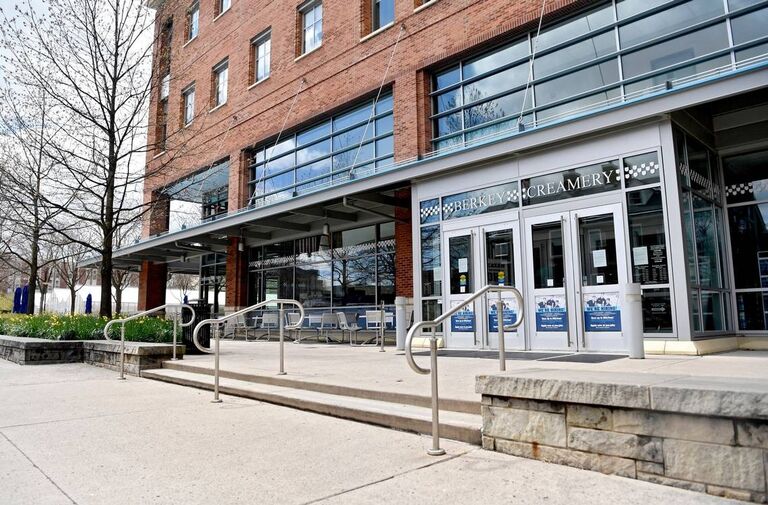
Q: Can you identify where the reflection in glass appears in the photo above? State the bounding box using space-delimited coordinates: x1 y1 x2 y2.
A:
531 222 564 289
627 188 668 284
642 288 673 333
619 1 724 48
535 61 619 107
728 204 768 289
578 214 618 286
485 229 515 287
534 32 616 79
421 226 442 297
731 6 768 45
296 262 331 307
449 235 473 294
621 24 729 80
736 292 768 331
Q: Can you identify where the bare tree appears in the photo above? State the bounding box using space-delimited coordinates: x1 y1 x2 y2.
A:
54 240 93 315
168 272 199 302
1 0 162 318
0 88 64 313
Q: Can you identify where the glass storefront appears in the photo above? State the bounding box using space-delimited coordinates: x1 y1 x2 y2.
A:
418 148 673 348
248 223 395 308
200 253 227 314
675 127 730 333
725 149 768 331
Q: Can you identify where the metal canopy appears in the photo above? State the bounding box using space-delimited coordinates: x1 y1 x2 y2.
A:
108 185 408 273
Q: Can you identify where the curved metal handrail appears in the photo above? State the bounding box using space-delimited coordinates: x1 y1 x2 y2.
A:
103 303 196 380
103 304 196 340
404 285 524 456
192 299 305 403
191 299 305 354
405 285 524 374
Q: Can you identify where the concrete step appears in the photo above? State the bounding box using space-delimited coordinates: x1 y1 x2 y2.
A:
160 360 480 415
142 368 482 445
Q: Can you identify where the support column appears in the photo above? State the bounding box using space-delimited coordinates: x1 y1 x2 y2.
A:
395 187 413 298
226 237 248 310
138 261 167 311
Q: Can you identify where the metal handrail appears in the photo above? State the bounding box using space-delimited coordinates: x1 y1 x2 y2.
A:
192 299 305 403
103 303 196 380
404 285 524 456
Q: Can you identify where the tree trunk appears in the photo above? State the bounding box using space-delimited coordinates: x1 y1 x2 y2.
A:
69 287 76 315
114 287 122 315
26 238 38 315
99 245 113 318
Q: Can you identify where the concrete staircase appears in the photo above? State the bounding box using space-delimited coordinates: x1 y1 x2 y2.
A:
142 361 481 445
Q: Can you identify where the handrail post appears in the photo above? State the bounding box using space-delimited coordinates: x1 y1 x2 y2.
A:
278 304 286 375
496 290 506 372
379 301 385 352
428 327 445 456
118 324 126 380
172 313 178 361
212 323 222 403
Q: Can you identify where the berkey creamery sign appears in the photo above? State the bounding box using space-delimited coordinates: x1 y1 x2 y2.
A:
521 160 621 206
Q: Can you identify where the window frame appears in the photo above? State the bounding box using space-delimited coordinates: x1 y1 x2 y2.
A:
215 0 231 18
212 59 229 108
181 83 196 126
299 0 323 55
371 0 395 32
251 29 272 85
186 1 199 42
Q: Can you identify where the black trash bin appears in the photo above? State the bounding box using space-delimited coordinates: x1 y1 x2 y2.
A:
183 300 211 354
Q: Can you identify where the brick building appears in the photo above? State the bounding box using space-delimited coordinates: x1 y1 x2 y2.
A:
118 0 768 353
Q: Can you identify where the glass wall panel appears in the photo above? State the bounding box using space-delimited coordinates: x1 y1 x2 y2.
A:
296 262 331 307
623 152 661 187
728 204 768 289
535 61 619 107
578 214 619 286
621 24 729 80
627 188 669 284
619 1 724 48
249 93 393 204
534 5 613 51
463 90 531 129
378 253 396 304
463 39 529 79
736 292 768 331
731 6 768 45
332 256 376 305
421 225 442 297
449 235 473 294
534 32 616 79
531 222 564 289
431 0 768 149
642 288 674 333
485 229 515 287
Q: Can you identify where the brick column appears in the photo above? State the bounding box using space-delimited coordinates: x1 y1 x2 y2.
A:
225 237 249 309
395 187 413 298
393 72 420 162
147 191 171 238
138 261 168 311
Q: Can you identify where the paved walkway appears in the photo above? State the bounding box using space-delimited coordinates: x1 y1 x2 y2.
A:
181 341 768 402
0 360 740 504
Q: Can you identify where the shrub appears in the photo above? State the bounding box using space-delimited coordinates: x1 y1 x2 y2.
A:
0 313 175 342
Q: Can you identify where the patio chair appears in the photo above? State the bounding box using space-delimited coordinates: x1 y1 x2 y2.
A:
337 312 361 345
257 312 280 341
287 312 309 343
319 312 342 343
365 310 385 346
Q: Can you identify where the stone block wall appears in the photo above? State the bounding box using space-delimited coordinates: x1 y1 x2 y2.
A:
83 341 184 376
481 396 768 503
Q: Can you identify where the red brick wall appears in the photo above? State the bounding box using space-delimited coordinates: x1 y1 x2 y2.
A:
395 187 413 298
145 0 586 218
138 261 168 310
225 237 249 308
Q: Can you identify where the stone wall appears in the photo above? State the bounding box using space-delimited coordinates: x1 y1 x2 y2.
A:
0 336 183 376
477 371 768 503
0 336 83 365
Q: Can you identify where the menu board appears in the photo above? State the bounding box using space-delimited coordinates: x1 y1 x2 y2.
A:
632 243 668 283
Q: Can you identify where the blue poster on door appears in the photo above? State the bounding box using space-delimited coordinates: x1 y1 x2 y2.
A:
451 305 475 332
488 301 518 332
583 293 621 332
535 295 568 332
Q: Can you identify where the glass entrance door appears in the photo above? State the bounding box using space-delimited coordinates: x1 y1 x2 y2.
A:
525 204 627 351
443 222 523 349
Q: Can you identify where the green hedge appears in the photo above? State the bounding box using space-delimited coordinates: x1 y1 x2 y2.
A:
0 314 175 343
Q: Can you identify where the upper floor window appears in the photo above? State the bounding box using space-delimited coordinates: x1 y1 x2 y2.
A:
372 0 394 31
252 31 271 84
186 2 199 41
215 0 231 17
212 59 228 107
300 1 323 54
182 84 195 125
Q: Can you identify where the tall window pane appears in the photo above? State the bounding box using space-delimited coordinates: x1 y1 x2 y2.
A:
372 0 394 31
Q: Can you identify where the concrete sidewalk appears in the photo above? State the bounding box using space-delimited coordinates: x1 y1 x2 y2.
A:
180 341 768 402
0 360 739 505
